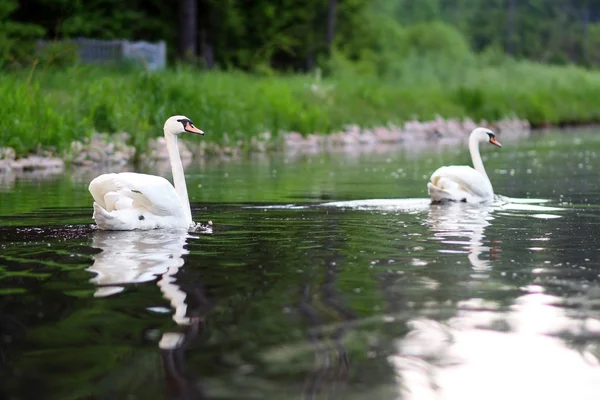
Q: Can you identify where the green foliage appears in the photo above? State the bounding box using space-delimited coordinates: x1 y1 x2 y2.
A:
2 57 600 158
330 11 409 77
3 0 366 71
373 0 600 67
0 0 45 67
1 0 599 157
585 24 600 65
35 42 79 67
329 15 473 79
404 21 473 61
4 0 598 71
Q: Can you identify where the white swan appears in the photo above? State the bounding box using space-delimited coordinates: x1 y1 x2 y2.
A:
89 115 204 230
427 127 501 204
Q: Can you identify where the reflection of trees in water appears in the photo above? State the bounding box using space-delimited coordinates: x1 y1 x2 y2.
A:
4 204 540 399
5 202 597 400
85 210 402 399
0 227 206 400
0 225 100 399
0 313 27 370
176 210 404 399
298 254 356 398
160 298 210 400
290 212 410 399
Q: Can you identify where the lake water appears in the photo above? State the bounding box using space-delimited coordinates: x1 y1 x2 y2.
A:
1 128 600 399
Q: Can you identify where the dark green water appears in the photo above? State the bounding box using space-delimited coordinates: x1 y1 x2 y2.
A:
2 129 600 399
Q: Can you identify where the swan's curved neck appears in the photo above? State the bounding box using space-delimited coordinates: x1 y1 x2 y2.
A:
469 134 490 183
164 131 192 225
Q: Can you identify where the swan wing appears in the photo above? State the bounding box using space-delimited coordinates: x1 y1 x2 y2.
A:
430 166 493 200
89 172 185 218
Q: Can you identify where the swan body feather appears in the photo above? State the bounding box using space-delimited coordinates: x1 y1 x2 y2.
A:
89 172 188 230
427 127 501 204
428 165 494 203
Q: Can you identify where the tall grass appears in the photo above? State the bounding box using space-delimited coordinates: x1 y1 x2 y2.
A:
2 58 600 157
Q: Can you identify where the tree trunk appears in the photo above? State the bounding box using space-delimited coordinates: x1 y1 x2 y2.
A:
200 28 214 68
326 0 337 53
582 5 590 64
506 0 516 55
179 0 197 59
306 47 315 72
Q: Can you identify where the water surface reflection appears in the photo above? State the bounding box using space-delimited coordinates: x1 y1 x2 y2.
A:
425 203 495 275
88 230 197 323
88 229 211 398
2 128 600 399
392 201 600 400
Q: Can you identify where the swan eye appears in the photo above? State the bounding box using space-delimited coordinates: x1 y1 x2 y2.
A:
177 118 192 128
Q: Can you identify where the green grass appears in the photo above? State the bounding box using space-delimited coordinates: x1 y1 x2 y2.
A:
2 58 600 158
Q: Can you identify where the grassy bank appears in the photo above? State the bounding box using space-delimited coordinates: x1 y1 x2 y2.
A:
2 57 600 158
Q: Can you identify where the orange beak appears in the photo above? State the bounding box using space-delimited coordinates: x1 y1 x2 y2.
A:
184 122 204 135
490 137 502 147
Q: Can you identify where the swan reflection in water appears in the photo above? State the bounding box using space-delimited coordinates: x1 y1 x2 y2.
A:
392 202 600 400
425 201 496 276
88 229 209 399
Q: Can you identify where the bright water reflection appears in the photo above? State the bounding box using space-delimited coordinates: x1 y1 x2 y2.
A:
308 197 600 399
389 202 600 400
88 230 193 324
1 128 600 399
426 201 496 275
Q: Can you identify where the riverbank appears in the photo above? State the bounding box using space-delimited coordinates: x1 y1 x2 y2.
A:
1 60 599 169
0 116 530 173
3 123 600 192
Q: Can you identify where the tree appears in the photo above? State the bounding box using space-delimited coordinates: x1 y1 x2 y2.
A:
506 0 517 54
0 1 44 66
327 0 337 54
179 0 197 59
4 0 600 69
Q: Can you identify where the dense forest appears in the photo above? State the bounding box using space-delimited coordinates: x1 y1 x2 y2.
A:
2 0 600 71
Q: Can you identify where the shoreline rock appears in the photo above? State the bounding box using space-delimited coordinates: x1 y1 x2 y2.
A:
281 116 530 151
0 146 65 173
0 116 531 173
68 132 136 167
